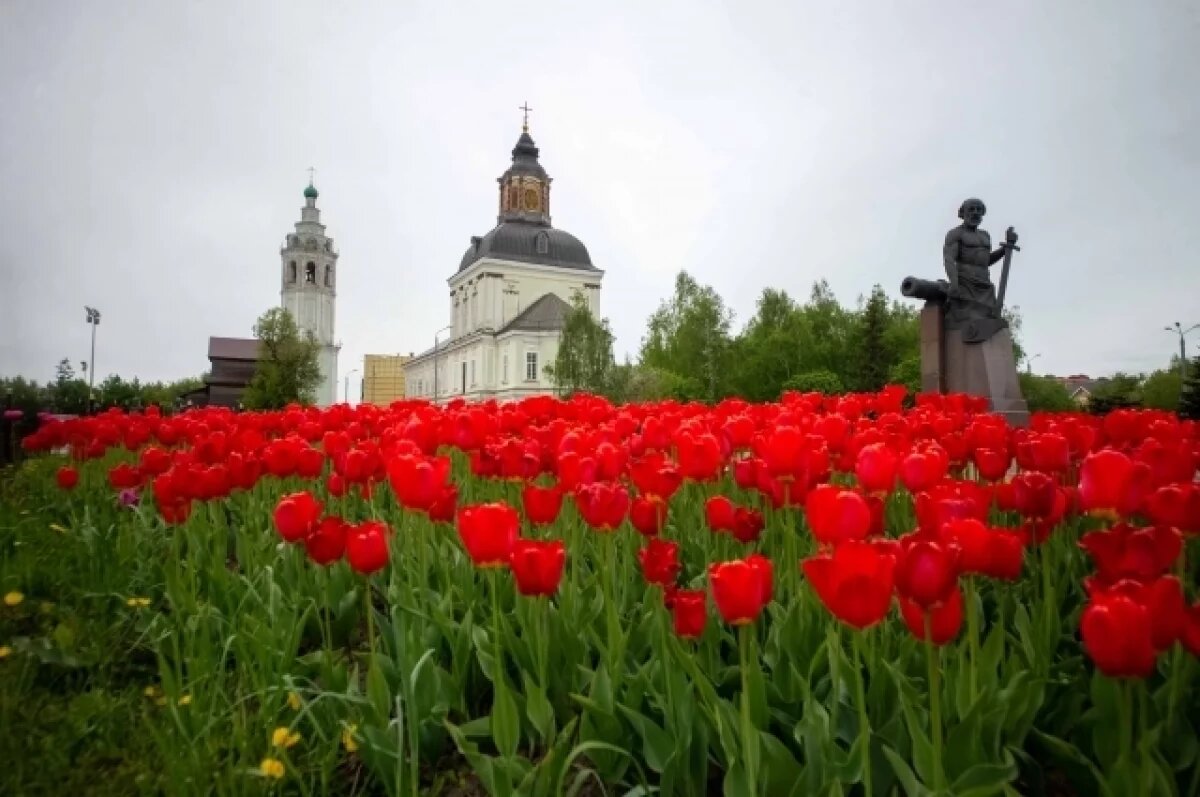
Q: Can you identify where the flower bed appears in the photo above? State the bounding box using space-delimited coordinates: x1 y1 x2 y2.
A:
2 390 1198 795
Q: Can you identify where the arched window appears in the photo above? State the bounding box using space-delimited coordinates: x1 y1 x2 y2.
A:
288 261 297 283
535 232 549 254
324 265 333 287
305 262 316 283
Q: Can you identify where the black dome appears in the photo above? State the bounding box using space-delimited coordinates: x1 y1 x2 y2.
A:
458 222 595 272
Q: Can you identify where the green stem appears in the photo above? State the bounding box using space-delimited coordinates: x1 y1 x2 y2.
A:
966 578 979 708
854 632 874 797
739 625 759 797
1118 678 1134 768
925 615 944 795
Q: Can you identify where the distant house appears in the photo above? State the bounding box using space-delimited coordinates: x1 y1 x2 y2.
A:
1056 374 1108 407
183 337 261 408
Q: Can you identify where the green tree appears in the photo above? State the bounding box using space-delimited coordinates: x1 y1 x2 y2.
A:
853 285 890 391
1141 366 1183 412
1179 356 1200 420
640 271 734 402
1087 373 1143 414
242 308 321 410
98 374 141 409
1018 373 1077 412
783 369 844 394
544 293 615 397
48 357 90 414
888 356 922 396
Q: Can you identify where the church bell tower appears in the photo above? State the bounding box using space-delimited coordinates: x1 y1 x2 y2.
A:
279 175 339 406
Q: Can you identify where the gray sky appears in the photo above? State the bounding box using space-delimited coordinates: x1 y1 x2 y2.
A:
3 1 1198 392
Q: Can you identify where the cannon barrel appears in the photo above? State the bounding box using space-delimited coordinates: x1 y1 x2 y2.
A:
900 277 949 302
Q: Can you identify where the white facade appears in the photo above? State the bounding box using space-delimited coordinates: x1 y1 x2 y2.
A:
280 186 339 406
405 259 602 403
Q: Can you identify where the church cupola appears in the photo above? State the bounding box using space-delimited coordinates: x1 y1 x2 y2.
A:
497 104 551 226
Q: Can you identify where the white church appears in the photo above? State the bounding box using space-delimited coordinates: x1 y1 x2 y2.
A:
403 121 605 403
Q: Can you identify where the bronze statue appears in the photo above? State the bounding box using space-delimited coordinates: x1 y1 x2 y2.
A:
942 198 1018 343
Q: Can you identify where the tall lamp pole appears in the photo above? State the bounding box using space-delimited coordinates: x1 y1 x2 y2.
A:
84 306 100 413
344 368 360 406
1026 353 1042 375
1164 322 1199 381
433 325 452 403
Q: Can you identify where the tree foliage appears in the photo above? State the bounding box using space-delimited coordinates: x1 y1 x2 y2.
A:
242 308 321 410
1141 363 1184 412
1018 373 1077 413
640 272 734 402
1086 373 1143 415
1179 356 1200 420
544 293 615 397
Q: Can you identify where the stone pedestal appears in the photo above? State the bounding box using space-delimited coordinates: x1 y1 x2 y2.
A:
919 301 1029 427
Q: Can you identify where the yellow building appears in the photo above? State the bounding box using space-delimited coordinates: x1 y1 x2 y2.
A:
362 354 412 405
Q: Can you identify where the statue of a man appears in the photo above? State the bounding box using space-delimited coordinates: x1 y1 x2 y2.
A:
943 198 1017 342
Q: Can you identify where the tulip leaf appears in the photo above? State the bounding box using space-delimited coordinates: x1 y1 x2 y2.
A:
616 705 674 773
882 744 931 797
722 761 754 797
760 731 804 797
949 752 1018 797
523 674 555 743
492 678 521 759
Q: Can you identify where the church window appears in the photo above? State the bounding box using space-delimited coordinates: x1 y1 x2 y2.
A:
535 232 549 254
288 261 297 283
305 262 316 283
525 352 538 381
324 265 333 287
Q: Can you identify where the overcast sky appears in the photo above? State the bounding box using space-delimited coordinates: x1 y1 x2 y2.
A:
2 1 1198 393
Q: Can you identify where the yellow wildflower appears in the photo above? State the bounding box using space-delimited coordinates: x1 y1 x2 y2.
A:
341 723 359 753
155 696 167 707
49 523 67 533
143 685 161 699
287 691 302 711
271 726 301 749
177 694 192 706
4 591 24 607
126 597 152 609
259 758 285 780
0 645 11 659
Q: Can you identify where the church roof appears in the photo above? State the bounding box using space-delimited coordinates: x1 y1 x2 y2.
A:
458 222 595 272
304 183 319 199
499 292 573 334
208 337 261 361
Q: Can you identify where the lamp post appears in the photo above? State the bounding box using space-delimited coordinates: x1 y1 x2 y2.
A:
1026 353 1042 375
433 325 452 403
344 368 360 406
1164 322 1199 381
84 306 100 414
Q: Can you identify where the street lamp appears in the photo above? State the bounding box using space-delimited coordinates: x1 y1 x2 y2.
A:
344 368 360 405
1164 322 1199 381
1026 353 1042 375
433 325 452 402
84 306 100 414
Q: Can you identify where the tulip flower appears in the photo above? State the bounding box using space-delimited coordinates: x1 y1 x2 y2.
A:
509 539 566 597
708 554 773 626
1084 576 1185 653
1078 449 1152 520
630 495 668 537
940 518 1024 581
973 448 1010 482
899 585 963 645
305 516 348 566
346 520 389 575
894 538 958 609
1145 484 1200 535
55 466 79 491
802 540 895 629
1078 524 1181 587
521 483 564 526
705 495 736 533
855 442 898 495
574 481 629 532
456 502 520 568
274 491 322 543
899 443 949 494
638 538 681 587
669 588 708 639
1080 591 1157 678
1183 601 1200 659
731 506 765 544
804 485 872 546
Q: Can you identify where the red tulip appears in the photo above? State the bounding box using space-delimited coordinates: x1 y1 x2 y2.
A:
1011 471 1059 519
274 491 322 543
705 495 736 533
973 448 1010 482
732 456 762 490
900 585 963 645
669 588 708 639
1080 592 1157 678
1078 524 1181 586
305 516 348 565
731 506 765 544
630 495 668 537
804 485 872 546
1085 576 1185 653
138 446 171 476
1183 601 1200 659
708 554 773 625
638 538 681 587
1146 484 1200 534
894 538 958 609
855 443 898 495
939 518 1024 581
575 482 630 531
802 540 895 629
629 454 683 500
326 471 347 497
296 446 325 479
1079 449 1152 519
915 480 991 534
56 466 79 490
456 502 520 568
428 485 458 524
899 443 949 493
387 454 452 513
346 520 390 575
677 432 724 482
522 483 564 526
509 539 566 596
